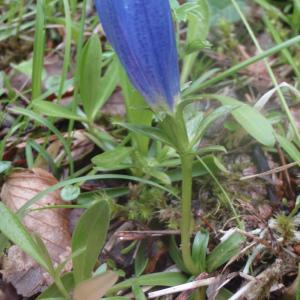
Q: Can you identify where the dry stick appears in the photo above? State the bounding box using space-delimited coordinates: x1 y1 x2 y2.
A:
277 144 295 199
175 273 209 300
115 230 181 240
147 277 216 299
235 229 278 255
240 160 300 180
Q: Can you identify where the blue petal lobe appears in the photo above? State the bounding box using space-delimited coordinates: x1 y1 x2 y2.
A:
95 0 180 109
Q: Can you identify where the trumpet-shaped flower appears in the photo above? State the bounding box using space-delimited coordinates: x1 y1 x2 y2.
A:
95 0 180 109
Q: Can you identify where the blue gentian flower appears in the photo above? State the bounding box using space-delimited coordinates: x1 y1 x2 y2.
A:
95 0 180 110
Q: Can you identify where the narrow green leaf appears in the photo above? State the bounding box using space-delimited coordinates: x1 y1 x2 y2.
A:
103 297 130 300
18 173 179 215
72 200 110 284
148 169 172 185
207 231 244 272
181 0 210 84
33 100 85 121
0 202 48 270
168 155 227 182
132 284 147 300
192 231 209 273
208 94 275 147
91 58 118 120
190 105 233 146
57 0 72 101
0 233 9 256
0 161 12 174
116 123 174 147
37 273 74 299
32 0 45 100
108 272 187 295
80 35 117 121
33 234 55 276
276 133 300 165
80 34 102 121
119 66 153 155
25 142 34 168
92 147 133 171
168 236 190 273
10 107 74 173
134 241 149 276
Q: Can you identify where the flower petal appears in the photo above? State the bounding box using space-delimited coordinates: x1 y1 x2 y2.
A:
95 0 180 109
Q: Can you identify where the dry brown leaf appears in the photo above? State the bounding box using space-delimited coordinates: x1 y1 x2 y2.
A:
0 168 72 297
73 271 118 300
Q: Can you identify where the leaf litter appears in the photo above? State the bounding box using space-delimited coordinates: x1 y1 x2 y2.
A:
0 168 71 297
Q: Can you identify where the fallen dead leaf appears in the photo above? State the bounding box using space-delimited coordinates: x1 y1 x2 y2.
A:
73 271 118 300
0 168 72 297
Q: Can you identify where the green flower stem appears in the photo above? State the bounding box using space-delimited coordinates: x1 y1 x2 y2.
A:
54 275 70 299
180 153 198 275
165 111 199 275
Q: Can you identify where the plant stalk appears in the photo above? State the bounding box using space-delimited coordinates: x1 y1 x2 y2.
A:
180 153 198 275
55 276 70 299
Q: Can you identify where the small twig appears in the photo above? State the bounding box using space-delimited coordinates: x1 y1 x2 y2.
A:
115 230 181 241
147 277 216 299
240 160 300 180
239 272 255 281
175 273 209 300
235 228 278 254
277 144 295 200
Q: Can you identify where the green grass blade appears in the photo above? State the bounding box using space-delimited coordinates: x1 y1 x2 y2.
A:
11 107 74 174
184 35 300 96
32 0 46 100
0 202 49 271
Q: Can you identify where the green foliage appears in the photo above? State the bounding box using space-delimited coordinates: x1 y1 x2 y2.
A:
132 284 147 300
170 229 244 275
61 185 81 202
127 187 165 222
207 94 276 147
119 66 153 155
275 214 295 242
180 0 211 84
192 231 209 273
134 241 149 276
0 161 12 174
72 200 110 284
79 35 102 121
92 147 133 171
3 0 300 297
276 133 300 165
33 100 85 121
79 35 118 122
31 0 45 100
209 0 248 25
206 231 245 273
37 273 75 299
107 272 187 295
0 202 51 271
